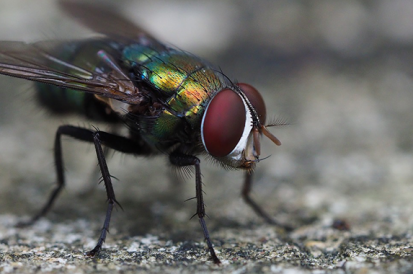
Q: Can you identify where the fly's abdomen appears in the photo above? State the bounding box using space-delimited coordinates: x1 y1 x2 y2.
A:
36 81 86 113
36 40 123 121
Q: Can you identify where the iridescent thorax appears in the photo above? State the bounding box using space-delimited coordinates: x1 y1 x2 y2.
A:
122 44 226 150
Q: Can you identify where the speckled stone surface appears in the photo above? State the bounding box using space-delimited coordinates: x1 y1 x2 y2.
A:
2 1 413 273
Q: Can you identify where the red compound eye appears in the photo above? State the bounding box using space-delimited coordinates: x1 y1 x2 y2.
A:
238 83 266 124
202 89 246 157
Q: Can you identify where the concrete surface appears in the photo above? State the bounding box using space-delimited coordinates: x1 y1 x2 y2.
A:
1 0 413 273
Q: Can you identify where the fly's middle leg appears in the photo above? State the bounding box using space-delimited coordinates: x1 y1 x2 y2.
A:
169 152 221 265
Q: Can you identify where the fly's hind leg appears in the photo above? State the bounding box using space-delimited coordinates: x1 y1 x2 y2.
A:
242 171 294 231
17 125 150 256
16 125 79 227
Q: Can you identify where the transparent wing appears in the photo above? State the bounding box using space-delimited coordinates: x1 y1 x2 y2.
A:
59 0 155 41
0 41 142 104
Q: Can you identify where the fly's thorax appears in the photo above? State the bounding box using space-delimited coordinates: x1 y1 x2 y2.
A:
201 83 280 170
122 45 227 147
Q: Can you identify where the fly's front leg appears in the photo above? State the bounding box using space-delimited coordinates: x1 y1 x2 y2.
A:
169 152 221 264
242 171 293 231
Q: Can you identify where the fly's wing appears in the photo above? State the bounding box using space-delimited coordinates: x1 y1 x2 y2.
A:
0 41 142 105
0 1 161 104
59 0 156 42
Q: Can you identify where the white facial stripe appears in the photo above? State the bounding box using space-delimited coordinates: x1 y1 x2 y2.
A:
225 94 253 162
200 98 210 150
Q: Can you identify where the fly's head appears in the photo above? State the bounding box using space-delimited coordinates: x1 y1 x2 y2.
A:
201 83 282 171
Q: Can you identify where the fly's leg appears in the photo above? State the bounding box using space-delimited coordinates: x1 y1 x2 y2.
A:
241 172 272 223
18 125 150 255
85 131 118 256
16 125 76 227
79 144 110 197
169 152 221 264
242 171 293 231
80 125 119 198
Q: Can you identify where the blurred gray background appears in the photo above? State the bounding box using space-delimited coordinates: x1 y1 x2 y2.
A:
1 0 413 273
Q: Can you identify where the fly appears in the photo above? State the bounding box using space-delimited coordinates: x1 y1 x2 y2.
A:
0 1 286 264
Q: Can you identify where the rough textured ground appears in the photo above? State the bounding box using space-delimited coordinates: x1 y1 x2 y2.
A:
2 0 413 273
